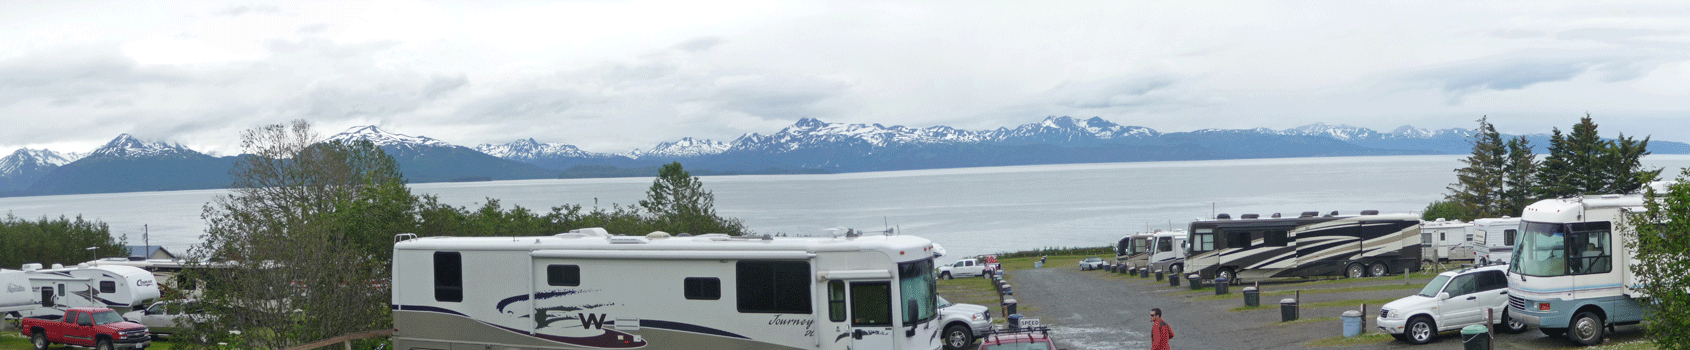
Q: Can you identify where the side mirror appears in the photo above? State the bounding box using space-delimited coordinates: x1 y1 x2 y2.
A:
1436 292 1451 301
905 300 920 337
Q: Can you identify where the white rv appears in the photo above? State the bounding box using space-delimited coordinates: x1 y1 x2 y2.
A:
1146 230 1188 275
1472 217 1520 266
1420 219 1477 263
391 228 945 350
1508 189 1658 345
1 269 38 316
18 263 160 317
1187 211 1422 283
1114 232 1156 271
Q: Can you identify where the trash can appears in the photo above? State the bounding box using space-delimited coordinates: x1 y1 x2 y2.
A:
1214 278 1230 295
1155 270 1164 281
1002 299 1017 316
1118 265 1128 275
1280 298 1299 322
1169 272 1180 287
1188 274 1203 290
1002 284 1012 296
1461 325 1490 350
1007 314 1024 330
1141 268 1149 278
1243 287 1259 307
1034 261 1042 269
1341 310 1363 337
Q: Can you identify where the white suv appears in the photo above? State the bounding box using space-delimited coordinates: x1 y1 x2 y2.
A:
936 296 991 350
1376 265 1528 344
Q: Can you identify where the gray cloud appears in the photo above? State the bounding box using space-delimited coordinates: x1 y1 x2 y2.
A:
1405 53 1665 105
674 36 725 53
1046 75 1179 109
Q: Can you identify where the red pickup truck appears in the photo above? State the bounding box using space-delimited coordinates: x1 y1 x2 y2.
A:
20 307 151 350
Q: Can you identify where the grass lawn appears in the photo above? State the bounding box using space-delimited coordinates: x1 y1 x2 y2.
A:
0 333 182 350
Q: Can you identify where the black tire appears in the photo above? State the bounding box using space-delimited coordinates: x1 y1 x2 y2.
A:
1216 268 1235 284
31 332 48 350
1540 327 1566 337
1501 311 1529 334
97 338 114 350
1404 316 1437 344
942 324 972 350
1369 262 1389 277
941 272 952 280
1169 264 1183 275
1346 263 1366 279
1568 311 1605 345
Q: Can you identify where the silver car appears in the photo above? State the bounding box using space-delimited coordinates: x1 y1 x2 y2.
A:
936 296 992 350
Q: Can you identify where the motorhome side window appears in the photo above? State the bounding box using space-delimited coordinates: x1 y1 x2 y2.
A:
1264 230 1288 247
1567 222 1612 275
100 281 116 294
1226 230 1251 248
736 261 812 314
434 251 463 302
1192 229 1214 252
828 281 846 322
684 277 720 300
547 265 580 286
1504 229 1517 246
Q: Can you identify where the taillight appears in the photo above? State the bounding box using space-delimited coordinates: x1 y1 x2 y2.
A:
1538 303 1551 311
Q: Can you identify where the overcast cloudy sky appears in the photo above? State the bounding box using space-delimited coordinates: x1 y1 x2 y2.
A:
3 1 1689 156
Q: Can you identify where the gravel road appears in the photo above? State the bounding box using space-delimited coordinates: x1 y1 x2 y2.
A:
998 266 1647 350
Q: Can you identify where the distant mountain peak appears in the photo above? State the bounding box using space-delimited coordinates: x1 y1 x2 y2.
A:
627 137 730 159
327 125 452 148
474 138 600 161
0 148 84 179
86 134 202 160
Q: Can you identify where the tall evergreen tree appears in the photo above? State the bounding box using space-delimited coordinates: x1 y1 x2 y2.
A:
1446 116 1507 219
1565 114 1605 193
1535 114 1660 197
1535 128 1574 198
1603 133 1659 194
1499 136 1538 216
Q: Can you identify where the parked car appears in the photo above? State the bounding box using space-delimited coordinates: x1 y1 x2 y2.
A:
123 300 211 336
1376 265 1527 344
940 258 991 279
937 296 992 350
1077 257 1105 270
977 327 1064 350
20 307 151 349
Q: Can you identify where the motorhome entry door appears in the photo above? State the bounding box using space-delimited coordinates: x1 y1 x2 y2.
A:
847 280 895 349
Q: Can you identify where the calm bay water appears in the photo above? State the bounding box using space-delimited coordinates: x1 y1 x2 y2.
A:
5 155 1690 262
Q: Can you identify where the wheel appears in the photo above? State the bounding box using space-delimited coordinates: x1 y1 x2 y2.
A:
1369 262 1388 277
941 272 952 280
1568 311 1605 345
942 324 972 350
1540 328 1566 337
1501 311 1529 334
1169 264 1183 275
97 338 114 350
1216 268 1235 284
1346 263 1366 279
31 332 48 350
1404 316 1436 344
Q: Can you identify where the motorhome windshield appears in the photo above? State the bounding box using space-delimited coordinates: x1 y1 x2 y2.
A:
1510 221 1613 277
899 258 936 326
1418 275 1451 297
1132 238 1149 254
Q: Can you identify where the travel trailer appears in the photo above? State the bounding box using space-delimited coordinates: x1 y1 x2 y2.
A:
1507 186 1666 345
391 228 946 350
1420 219 1477 263
1114 232 1155 270
1472 217 1520 266
1146 230 1189 275
1 269 37 315
1186 211 1422 283
18 263 160 317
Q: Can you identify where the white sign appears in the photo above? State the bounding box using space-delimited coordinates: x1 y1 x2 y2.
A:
1019 318 1041 328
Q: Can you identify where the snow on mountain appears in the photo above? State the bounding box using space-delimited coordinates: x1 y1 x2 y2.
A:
85 134 204 159
327 126 453 150
624 137 730 159
0 148 82 177
1281 123 1378 141
730 118 989 152
988 116 1160 142
475 138 601 160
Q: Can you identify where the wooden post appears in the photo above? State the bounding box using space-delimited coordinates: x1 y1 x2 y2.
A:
1361 303 1367 333
1486 308 1495 350
1295 290 1301 319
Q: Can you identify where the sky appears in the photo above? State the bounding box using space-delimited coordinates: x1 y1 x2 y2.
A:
2 0 1689 156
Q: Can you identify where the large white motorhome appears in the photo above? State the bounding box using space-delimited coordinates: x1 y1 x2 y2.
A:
1114 232 1155 270
391 228 945 350
1186 211 1422 283
1 269 37 315
1507 187 1664 345
1146 230 1189 275
1420 219 1477 263
18 263 160 317
1472 217 1520 266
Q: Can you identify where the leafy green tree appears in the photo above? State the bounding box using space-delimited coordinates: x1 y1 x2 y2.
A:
1420 200 1471 221
0 214 124 268
1626 171 1690 349
638 162 747 235
1445 116 1507 219
1499 136 1538 216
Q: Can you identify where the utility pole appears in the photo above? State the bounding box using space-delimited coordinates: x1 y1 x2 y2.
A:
144 224 149 250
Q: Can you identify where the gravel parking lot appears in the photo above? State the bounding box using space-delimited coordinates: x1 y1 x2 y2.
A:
959 263 1649 350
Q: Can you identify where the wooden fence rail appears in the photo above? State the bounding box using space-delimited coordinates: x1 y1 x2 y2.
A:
282 329 396 350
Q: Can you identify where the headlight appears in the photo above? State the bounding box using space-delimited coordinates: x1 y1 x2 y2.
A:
1379 309 1393 319
972 313 983 320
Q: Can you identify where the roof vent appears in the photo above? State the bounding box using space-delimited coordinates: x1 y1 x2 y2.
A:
676 233 693 237
694 233 731 241
1300 211 1319 218
646 231 671 239
1328 211 1340 217
1241 214 1260 219
556 227 611 238
1271 213 1282 218
1216 213 1231 220
1360 210 1380 215
21 263 41 271
51 263 64 269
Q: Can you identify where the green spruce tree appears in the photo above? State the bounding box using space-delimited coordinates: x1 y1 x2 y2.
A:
1446 116 1507 219
1499 136 1538 216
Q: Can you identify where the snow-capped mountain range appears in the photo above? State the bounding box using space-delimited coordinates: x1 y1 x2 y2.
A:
84 134 206 160
327 126 452 150
622 137 731 159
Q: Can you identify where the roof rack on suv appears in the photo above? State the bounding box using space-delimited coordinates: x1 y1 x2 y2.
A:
980 326 1052 339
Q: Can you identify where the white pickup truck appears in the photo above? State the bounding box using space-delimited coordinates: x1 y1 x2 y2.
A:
938 258 996 279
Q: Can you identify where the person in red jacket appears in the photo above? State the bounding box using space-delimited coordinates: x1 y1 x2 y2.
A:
1151 308 1175 350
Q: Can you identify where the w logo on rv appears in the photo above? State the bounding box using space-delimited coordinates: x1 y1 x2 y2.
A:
579 313 606 330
